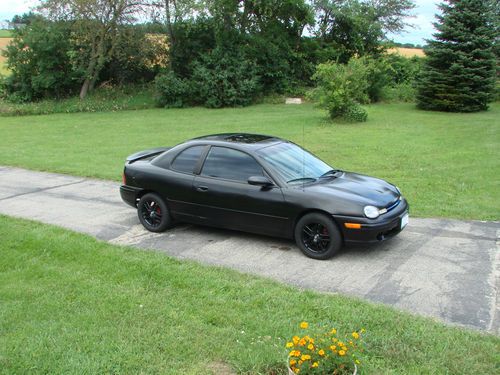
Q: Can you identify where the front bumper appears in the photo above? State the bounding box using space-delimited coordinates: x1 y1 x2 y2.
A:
333 199 409 244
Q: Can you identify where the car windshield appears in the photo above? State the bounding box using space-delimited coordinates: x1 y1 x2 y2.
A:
256 142 334 184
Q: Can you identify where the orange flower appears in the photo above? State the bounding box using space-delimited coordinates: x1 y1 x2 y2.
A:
318 349 325 356
339 350 346 356
312 362 319 368
286 342 294 348
352 332 359 339
292 336 300 345
299 338 307 346
307 343 314 350
300 354 311 361
300 322 309 329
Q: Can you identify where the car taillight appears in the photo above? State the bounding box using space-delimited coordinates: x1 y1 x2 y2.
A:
122 172 126 185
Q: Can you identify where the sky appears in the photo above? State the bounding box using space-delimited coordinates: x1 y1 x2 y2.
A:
0 0 441 45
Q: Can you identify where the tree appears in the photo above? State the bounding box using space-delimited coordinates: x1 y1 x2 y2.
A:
311 0 415 62
417 0 497 112
40 0 146 99
2 19 82 101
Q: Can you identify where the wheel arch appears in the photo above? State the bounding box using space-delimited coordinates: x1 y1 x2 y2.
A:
135 189 160 207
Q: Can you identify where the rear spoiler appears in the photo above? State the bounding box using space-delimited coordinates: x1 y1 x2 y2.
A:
126 147 171 163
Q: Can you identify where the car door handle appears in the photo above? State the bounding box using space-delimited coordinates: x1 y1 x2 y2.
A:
196 186 209 192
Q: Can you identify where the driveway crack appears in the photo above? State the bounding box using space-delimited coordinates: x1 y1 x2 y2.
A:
0 179 86 202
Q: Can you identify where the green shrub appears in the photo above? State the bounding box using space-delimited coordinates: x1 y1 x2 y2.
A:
381 83 416 102
309 58 369 122
154 71 193 108
363 57 391 103
384 55 422 85
192 48 261 108
3 19 82 102
343 104 368 122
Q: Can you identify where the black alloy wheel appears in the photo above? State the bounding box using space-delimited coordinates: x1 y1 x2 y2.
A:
137 193 171 232
294 213 342 260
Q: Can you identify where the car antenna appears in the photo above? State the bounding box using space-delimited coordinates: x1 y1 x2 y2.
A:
302 119 305 192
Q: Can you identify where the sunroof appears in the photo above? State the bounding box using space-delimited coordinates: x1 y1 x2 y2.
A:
196 133 275 143
223 134 273 143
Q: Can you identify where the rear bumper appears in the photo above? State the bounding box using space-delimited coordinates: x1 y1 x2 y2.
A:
120 185 142 207
334 199 409 244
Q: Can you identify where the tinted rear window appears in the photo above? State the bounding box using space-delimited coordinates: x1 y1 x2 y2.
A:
171 146 205 173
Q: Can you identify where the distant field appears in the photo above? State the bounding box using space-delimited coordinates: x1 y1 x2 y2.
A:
0 37 12 75
388 47 425 57
0 29 12 38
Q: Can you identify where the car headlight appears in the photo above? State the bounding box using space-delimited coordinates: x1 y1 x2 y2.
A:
364 205 380 219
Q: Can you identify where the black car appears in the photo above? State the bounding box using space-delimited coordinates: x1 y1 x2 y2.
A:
120 133 409 259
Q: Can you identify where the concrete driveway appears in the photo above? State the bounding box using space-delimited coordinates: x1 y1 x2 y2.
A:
0 166 498 334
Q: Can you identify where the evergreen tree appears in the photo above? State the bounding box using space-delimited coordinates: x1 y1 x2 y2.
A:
417 0 497 112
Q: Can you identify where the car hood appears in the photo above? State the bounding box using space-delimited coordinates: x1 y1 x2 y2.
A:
302 171 399 208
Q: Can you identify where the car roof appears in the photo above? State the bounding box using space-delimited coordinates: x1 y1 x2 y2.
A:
188 133 284 149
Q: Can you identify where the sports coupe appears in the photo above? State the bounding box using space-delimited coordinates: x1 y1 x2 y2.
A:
120 134 409 259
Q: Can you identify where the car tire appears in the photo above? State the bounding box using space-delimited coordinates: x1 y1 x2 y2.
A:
294 213 342 260
137 193 172 232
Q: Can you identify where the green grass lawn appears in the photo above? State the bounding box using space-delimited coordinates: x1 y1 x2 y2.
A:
0 216 498 374
0 103 498 220
0 85 156 115
0 29 12 38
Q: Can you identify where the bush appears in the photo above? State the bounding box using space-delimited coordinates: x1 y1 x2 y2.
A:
343 104 368 122
154 71 193 108
381 83 416 102
363 57 391 103
191 48 261 108
309 58 369 122
2 19 82 102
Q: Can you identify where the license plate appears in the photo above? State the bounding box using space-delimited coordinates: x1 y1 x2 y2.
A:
400 213 409 229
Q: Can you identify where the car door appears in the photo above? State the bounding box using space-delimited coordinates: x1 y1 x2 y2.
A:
150 145 208 221
192 146 290 237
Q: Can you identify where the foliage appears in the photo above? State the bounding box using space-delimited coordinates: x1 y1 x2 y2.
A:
364 54 422 102
311 0 415 63
103 28 169 84
168 18 216 78
10 11 41 25
343 103 368 122
191 48 261 108
309 59 369 121
154 71 193 108
380 82 416 102
363 56 392 102
42 0 146 99
384 54 422 85
416 0 497 112
286 322 364 374
0 102 499 219
0 84 155 116
2 19 81 102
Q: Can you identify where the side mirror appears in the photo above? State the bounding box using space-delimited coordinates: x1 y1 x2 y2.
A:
248 175 274 187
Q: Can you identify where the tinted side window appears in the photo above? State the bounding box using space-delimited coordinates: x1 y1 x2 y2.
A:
201 147 263 182
171 146 205 174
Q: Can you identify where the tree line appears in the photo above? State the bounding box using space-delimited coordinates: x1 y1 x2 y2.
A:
1 0 497 120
